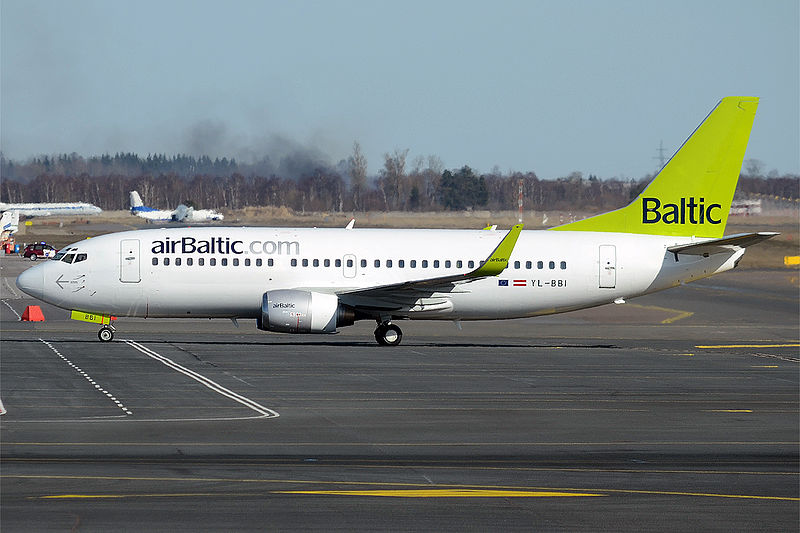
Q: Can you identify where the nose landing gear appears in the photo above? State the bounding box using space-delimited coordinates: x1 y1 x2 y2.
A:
98 325 115 342
374 321 402 346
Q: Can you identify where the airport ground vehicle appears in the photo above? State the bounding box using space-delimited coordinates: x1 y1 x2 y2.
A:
22 242 57 260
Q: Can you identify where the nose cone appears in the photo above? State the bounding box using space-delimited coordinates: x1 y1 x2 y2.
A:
16 264 45 300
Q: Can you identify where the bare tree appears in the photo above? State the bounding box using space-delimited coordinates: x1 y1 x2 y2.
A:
379 148 409 210
348 141 368 211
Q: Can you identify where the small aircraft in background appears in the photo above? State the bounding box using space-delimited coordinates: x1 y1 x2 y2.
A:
129 191 224 222
0 201 102 217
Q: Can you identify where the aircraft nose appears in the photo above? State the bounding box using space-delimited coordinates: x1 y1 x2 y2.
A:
16 264 45 300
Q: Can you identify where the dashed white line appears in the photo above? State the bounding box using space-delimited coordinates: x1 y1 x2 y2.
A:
38 339 132 416
123 340 279 419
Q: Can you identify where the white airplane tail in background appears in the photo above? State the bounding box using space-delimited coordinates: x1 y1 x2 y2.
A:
130 191 144 209
1 211 19 234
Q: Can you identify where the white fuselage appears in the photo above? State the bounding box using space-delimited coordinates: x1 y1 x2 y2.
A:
0 202 102 217
17 227 742 322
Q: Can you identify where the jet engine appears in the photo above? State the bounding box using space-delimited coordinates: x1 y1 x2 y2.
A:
257 289 356 333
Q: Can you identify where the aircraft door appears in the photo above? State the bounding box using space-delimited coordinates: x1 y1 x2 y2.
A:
599 244 616 288
342 254 357 278
120 239 141 283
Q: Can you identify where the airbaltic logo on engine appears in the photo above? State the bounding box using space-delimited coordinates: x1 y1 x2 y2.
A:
642 197 722 225
151 236 300 255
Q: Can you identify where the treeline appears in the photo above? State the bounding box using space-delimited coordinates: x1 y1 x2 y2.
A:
1 149 797 213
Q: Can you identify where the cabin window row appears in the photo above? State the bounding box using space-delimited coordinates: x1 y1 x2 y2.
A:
513 260 567 270
151 256 568 270
152 257 275 267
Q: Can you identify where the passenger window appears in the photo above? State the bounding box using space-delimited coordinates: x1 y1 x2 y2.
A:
152 257 158 266
74 253 87 263
360 259 366 268
422 260 428 268
335 259 341 267
560 261 567 269
514 261 520 269
187 258 194 266
537 261 543 269
291 259 297 267
175 258 182 266
221 258 227 266
164 258 171 266
526 261 532 269
410 260 417 268
199 258 205 266
209 258 216 266
324 259 330 267
346 259 353 267
468 260 474 268
549 261 555 269
255 258 262 267
268 258 273 267
398 259 404 268
445 260 451 268
313 259 319 267
233 258 239 266
433 260 440 268
386 259 392 268
302 259 308 267
245 258 251 266
457 260 463 268
374 259 380 267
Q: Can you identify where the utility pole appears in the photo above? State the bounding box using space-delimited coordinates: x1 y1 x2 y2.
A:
653 140 667 171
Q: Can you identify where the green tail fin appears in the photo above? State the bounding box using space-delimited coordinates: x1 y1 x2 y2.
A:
551 97 758 238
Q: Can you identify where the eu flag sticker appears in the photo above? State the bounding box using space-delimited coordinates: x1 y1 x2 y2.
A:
498 279 509 286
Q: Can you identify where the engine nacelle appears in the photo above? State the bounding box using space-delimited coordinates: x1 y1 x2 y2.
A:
257 289 356 334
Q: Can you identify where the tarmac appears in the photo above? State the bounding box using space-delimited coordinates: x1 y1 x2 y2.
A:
1 254 797 531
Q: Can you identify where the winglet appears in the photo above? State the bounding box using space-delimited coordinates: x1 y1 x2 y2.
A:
469 224 523 277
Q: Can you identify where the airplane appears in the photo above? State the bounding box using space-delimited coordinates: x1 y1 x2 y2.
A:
17 97 776 345
1 210 19 235
0 201 102 217
130 191 224 222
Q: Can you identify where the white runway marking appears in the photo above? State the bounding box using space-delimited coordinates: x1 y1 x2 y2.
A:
38 339 132 415
124 340 279 419
1 299 21 320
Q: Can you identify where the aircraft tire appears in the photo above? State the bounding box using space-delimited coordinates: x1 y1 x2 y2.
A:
374 323 402 346
98 326 114 342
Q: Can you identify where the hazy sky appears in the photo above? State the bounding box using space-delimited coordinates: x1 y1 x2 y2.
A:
2 0 798 179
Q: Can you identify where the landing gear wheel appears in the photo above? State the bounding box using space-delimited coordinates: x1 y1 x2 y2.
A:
98 326 115 342
374 323 402 346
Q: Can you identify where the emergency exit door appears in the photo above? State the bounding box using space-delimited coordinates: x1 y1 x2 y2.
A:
342 254 357 278
120 239 141 283
599 244 616 288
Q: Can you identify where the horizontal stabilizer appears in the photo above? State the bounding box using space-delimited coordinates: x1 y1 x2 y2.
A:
667 232 778 256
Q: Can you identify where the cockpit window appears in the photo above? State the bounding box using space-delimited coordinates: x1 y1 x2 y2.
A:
74 253 87 263
54 251 66 260
62 254 75 264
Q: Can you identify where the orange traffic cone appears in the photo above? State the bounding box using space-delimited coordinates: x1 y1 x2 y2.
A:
21 305 45 321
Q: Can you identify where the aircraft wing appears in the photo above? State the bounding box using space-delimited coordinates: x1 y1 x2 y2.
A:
334 224 523 310
667 232 778 256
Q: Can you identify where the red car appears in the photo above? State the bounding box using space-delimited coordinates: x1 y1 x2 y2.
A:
22 242 57 260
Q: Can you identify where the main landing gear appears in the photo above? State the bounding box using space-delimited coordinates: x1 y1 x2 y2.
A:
374 321 402 346
98 325 115 342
